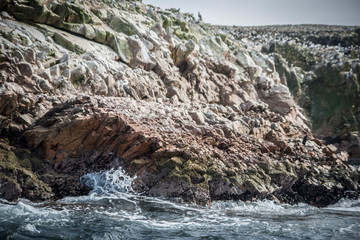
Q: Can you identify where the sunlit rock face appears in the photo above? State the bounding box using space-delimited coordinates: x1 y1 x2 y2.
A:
0 0 359 207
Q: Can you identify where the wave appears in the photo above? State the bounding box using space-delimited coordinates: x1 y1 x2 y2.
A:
1 168 360 239
81 167 136 195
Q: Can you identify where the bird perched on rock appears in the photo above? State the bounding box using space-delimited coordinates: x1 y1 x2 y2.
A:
302 135 308 145
121 79 129 93
198 12 202 21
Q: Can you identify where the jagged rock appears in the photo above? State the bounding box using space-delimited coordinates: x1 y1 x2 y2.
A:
53 32 86 54
171 40 195 66
129 35 156 70
37 69 51 80
110 15 141 36
70 65 87 84
0 0 359 208
0 139 54 201
189 111 206 125
200 36 229 62
39 78 52 92
109 34 132 64
23 48 36 63
18 113 33 126
151 22 166 37
84 24 96 40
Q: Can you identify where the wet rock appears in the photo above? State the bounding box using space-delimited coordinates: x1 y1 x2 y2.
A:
0 180 22 201
0 139 53 201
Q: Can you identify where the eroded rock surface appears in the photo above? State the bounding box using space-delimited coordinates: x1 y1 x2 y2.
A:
0 0 359 206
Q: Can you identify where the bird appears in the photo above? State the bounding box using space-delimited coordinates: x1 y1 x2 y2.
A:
302 135 308 145
198 11 202 21
121 79 129 92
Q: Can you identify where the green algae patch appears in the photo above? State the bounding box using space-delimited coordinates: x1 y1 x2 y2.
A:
161 15 172 30
274 43 315 71
51 1 93 25
183 160 207 175
310 67 360 134
157 156 185 170
0 139 53 201
167 166 192 184
274 42 360 135
110 16 140 36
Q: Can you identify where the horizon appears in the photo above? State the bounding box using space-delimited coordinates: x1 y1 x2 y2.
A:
142 0 360 27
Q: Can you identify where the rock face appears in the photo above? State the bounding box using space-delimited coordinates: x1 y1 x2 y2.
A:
222 25 360 151
0 0 359 207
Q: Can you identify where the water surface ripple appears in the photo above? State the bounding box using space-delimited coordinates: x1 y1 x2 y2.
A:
1 169 359 239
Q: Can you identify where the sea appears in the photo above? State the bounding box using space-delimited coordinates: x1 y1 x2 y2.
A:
1 168 359 240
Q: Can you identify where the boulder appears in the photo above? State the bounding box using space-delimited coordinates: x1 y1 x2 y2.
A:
109 34 132 64
17 62 33 77
171 39 195 66
129 35 156 70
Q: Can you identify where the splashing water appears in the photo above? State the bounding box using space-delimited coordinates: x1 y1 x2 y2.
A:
81 168 136 196
1 168 360 239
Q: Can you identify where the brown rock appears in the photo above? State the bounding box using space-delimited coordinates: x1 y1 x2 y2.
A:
17 62 33 77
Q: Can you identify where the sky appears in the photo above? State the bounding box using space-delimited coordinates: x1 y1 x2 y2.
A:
142 0 360 26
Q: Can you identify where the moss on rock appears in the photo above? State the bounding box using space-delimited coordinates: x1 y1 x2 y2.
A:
110 16 139 36
0 139 53 201
53 32 86 55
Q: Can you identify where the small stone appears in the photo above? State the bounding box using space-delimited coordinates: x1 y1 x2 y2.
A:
327 144 337 152
40 79 53 91
37 69 51 80
18 114 34 126
59 54 69 64
17 62 33 77
170 95 179 105
12 50 24 62
84 24 96 40
24 48 36 63
50 65 60 76
245 100 255 112
1 11 14 20
189 111 206 125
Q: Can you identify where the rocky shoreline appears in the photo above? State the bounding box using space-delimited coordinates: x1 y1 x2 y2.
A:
0 0 359 207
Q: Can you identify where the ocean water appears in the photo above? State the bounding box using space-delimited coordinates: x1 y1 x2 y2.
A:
1 168 359 240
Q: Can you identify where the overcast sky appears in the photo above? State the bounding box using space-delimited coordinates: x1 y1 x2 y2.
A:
142 0 360 26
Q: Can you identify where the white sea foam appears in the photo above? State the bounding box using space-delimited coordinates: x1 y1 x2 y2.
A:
327 198 360 208
23 223 40 233
81 168 135 194
210 199 317 216
1 167 360 239
81 168 136 196
324 198 360 213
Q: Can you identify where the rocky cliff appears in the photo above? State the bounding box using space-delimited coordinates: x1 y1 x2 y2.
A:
0 0 359 207
223 25 360 148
